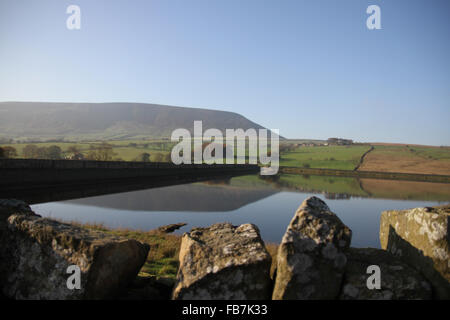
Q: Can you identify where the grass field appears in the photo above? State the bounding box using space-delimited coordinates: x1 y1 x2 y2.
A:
3 140 450 176
358 145 450 175
1 140 173 162
279 145 371 170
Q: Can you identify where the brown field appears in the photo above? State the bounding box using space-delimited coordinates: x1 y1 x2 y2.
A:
358 145 450 175
369 142 439 147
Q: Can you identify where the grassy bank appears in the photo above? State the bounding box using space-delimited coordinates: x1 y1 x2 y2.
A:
69 221 279 279
68 222 181 279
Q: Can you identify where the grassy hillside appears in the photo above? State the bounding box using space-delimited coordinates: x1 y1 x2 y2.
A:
0 101 273 141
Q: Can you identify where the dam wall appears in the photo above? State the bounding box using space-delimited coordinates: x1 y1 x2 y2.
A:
0 159 259 192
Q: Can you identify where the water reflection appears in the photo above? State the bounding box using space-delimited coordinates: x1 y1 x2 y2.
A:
31 174 450 249
67 182 278 212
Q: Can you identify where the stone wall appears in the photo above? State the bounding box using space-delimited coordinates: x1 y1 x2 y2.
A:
0 199 149 299
0 159 259 191
172 223 272 300
2 197 447 300
171 197 438 300
380 205 450 299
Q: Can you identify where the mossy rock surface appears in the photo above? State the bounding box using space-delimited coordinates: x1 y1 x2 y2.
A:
272 196 352 300
0 200 149 299
172 222 272 300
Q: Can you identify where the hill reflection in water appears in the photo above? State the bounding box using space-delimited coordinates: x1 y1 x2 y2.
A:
32 174 450 248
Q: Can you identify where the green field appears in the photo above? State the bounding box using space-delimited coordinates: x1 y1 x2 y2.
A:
279 145 371 170
1 140 174 162
4 140 449 175
0 141 375 170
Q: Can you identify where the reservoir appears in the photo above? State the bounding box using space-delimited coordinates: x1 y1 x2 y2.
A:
31 174 450 248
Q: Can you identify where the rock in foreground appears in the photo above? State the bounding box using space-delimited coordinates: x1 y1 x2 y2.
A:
156 223 187 233
0 199 34 217
272 196 352 300
119 276 175 300
340 248 432 300
380 205 450 299
172 223 272 300
1 210 150 299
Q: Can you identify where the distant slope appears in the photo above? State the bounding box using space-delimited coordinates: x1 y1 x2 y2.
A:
0 102 280 141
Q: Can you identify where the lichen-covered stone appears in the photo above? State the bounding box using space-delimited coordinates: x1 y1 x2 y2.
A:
1 208 149 299
339 248 432 300
156 223 187 233
380 205 450 299
272 196 352 300
172 223 272 300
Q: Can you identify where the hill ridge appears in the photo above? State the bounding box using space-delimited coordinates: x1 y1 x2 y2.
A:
0 101 280 142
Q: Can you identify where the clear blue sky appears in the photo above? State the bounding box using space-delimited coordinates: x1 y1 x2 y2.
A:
1 0 449 145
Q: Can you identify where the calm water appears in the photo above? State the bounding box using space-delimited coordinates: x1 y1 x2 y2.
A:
31 174 450 248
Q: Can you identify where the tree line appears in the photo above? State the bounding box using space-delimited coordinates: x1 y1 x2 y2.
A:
0 143 172 163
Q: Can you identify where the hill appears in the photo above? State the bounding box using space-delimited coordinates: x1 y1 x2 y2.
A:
0 101 278 142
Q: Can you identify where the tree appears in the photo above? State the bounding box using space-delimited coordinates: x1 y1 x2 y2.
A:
136 152 151 162
0 147 4 158
97 143 115 161
46 145 62 160
35 147 49 159
66 145 85 160
23 144 39 158
86 149 98 161
67 145 80 154
86 143 115 161
0 146 17 158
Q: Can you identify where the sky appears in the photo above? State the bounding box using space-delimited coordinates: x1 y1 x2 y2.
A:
0 0 449 145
